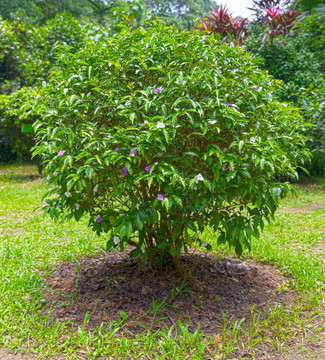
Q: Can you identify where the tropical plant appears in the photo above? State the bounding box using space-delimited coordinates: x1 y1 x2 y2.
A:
33 22 309 273
197 4 249 44
251 0 304 45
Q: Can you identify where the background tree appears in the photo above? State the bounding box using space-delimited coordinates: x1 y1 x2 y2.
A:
145 0 213 30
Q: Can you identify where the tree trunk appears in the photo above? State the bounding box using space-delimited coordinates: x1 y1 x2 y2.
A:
171 255 185 275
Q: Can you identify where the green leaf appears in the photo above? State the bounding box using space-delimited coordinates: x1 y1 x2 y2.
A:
169 245 176 256
134 215 143 230
172 224 182 241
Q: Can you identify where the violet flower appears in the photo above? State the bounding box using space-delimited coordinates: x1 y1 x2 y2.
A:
114 147 119 152
123 166 128 176
252 85 258 89
145 166 151 172
58 150 65 156
96 216 102 223
225 102 232 106
154 87 161 93
157 195 164 201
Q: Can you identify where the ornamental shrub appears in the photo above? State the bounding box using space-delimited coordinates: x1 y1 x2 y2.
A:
33 22 309 273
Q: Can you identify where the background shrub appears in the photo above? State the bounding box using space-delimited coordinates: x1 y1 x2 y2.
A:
0 87 40 165
33 22 309 272
245 10 325 176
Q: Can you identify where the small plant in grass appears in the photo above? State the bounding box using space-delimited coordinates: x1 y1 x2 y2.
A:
33 21 309 273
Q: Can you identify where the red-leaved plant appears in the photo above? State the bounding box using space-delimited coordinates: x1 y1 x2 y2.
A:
197 4 249 45
251 0 304 45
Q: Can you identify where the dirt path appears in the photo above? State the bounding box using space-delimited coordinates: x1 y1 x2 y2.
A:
278 203 325 213
0 349 36 360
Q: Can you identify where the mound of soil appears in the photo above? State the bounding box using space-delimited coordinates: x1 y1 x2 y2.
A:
43 249 295 335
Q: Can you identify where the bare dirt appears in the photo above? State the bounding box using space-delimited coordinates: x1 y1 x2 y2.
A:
43 248 294 336
278 203 325 213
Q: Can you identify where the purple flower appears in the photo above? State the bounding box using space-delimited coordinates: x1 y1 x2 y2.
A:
154 87 161 93
96 216 102 223
225 102 232 106
252 85 258 89
145 166 151 172
157 194 164 201
123 166 128 176
114 147 119 152
69 124 73 128
58 150 65 156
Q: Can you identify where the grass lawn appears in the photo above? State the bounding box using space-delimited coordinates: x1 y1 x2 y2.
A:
0 165 324 359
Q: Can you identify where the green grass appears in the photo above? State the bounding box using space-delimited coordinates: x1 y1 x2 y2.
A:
0 165 325 359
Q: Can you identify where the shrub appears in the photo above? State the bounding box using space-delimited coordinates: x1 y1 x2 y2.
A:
0 87 40 164
0 13 93 163
299 85 325 176
33 22 309 273
245 11 325 175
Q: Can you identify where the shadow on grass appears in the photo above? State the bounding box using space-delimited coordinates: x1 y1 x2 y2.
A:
0 165 42 184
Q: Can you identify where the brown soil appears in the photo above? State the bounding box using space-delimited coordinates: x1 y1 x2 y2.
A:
43 248 294 336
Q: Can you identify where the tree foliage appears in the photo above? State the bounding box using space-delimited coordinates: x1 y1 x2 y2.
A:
145 0 213 29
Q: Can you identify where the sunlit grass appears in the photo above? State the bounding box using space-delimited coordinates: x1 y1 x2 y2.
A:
0 165 325 359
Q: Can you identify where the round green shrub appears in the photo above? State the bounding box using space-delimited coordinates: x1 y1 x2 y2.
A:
33 22 309 272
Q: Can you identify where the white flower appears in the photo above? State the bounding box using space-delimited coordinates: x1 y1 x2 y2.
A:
209 120 217 124
195 173 204 184
156 122 165 129
65 192 71 198
113 236 120 245
144 120 148 125
94 184 99 193
47 175 51 181
154 162 158 165
141 245 146 253
157 152 162 157
44 141 48 145
136 204 140 210
256 121 260 128
202 242 208 247
53 172 58 177
194 233 200 239
75 203 80 210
